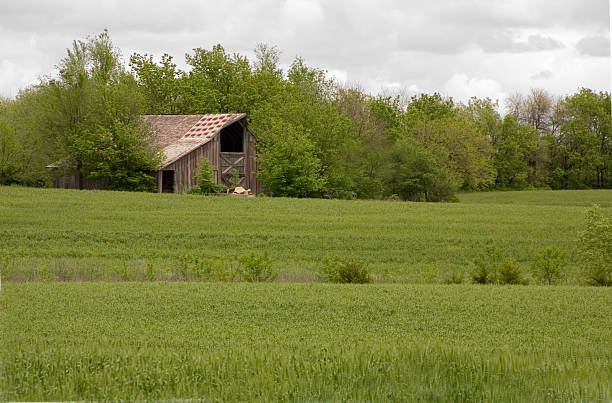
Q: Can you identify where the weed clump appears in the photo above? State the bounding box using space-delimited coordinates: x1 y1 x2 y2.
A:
176 252 277 282
236 252 277 282
531 247 566 285
441 271 464 284
579 205 612 286
319 258 373 284
472 245 529 285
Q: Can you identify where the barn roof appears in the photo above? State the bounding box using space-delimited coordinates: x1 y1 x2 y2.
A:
143 113 246 168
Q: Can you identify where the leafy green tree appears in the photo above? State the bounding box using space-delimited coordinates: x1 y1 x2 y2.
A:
556 89 611 189
185 44 254 113
531 247 566 285
413 117 495 189
493 116 537 188
189 157 223 195
403 93 455 129
43 30 161 190
386 138 461 202
130 53 186 114
255 118 325 197
0 119 22 184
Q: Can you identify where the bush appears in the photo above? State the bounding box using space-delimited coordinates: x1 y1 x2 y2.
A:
579 205 612 286
386 137 461 202
472 245 529 285
236 252 277 282
189 157 223 195
531 247 566 285
497 260 530 285
441 271 464 284
472 245 501 284
319 258 373 284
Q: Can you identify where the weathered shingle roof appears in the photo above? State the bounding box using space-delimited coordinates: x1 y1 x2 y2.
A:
143 113 246 168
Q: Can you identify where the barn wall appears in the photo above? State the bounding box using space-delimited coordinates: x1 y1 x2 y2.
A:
245 128 261 194
162 136 220 193
161 120 261 194
52 174 108 190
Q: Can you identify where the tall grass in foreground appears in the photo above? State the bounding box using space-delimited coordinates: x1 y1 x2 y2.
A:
1 282 610 401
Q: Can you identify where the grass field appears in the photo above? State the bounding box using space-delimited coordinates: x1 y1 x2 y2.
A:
458 189 612 207
2 282 611 401
1 186 612 283
2 187 611 401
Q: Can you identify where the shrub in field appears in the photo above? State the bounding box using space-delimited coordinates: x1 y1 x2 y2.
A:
531 247 566 285
144 263 156 281
177 254 211 280
441 271 464 284
113 262 130 281
188 158 223 195
236 252 277 282
472 246 529 285
472 245 502 284
497 260 530 285
472 263 493 284
579 205 612 286
319 258 373 284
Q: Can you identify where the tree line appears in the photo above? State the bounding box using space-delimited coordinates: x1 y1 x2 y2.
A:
1 31 610 200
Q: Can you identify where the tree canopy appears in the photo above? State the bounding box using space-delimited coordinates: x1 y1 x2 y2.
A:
1 31 611 200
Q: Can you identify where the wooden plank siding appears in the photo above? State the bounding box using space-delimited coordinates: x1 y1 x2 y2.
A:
52 174 108 190
159 123 261 194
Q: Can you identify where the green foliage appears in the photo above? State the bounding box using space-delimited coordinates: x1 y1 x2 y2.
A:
319 257 373 283
188 157 223 195
230 168 240 189
579 205 612 285
472 246 529 285
129 53 186 114
2 31 611 197
497 260 530 285
441 271 464 284
531 247 566 284
413 117 496 189
0 114 23 185
255 118 326 197
236 251 277 282
386 138 461 202
9 30 163 191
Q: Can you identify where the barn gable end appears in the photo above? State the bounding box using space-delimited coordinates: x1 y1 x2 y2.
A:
144 113 260 194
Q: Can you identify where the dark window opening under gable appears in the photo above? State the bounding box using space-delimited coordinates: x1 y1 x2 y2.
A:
220 121 244 153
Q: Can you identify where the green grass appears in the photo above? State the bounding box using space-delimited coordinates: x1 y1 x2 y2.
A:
458 189 612 207
2 282 610 401
2 186 612 283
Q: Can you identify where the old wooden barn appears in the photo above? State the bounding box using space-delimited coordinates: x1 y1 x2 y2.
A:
144 113 260 194
50 113 261 194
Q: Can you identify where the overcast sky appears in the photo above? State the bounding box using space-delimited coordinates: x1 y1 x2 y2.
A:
1 0 610 107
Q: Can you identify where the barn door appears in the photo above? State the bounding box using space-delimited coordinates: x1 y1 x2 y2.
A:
220 152 245 188
161 170 174 193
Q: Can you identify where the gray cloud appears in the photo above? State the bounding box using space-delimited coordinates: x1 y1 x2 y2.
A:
577 35 611 57
0 0 609 102
531 70 553 80
479 33 563 53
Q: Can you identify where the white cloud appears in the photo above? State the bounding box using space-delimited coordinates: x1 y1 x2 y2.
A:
282 0 324 23
0 60 41 98
576 35 611 57
443 73 506 103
